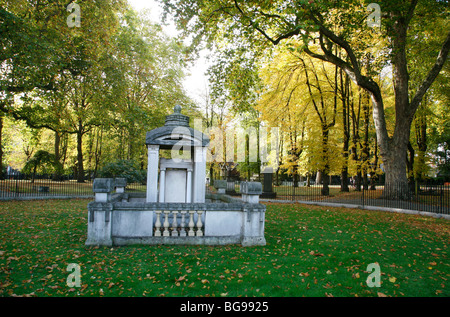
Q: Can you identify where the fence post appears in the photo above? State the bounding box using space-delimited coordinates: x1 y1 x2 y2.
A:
361 186 365 208
292 181 295 202
15 175 18 198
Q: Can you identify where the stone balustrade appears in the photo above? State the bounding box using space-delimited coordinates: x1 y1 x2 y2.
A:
86 178 266 247
154 210 204 237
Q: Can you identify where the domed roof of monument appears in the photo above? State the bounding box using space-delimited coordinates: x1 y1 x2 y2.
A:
145 105 210 149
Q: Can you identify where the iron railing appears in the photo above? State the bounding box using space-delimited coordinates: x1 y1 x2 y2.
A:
2 172 449 215
216 178 449 215
0 173 146 199
267 179 450 214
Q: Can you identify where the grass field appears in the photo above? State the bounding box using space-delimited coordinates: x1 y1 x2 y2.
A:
0 199 449 297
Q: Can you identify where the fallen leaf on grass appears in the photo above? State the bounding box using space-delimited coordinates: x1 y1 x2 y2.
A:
11 292 36 297
175 275 186 282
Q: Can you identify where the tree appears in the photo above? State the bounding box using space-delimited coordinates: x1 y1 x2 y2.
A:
258 46 344 194
1 0 127 181
161 0 450 200
102 9 190 166
22 150 61 183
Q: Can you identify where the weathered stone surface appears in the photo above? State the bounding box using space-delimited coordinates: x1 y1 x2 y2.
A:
93 178 114 193
87 106 265 247
240 181 262 195
114 178 127 188
86 193 266 247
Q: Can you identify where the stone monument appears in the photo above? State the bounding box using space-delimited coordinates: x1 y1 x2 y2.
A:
86 106 266 247
145 105 209 203
261 167 277 199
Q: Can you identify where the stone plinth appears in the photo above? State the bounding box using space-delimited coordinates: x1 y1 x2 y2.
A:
261 168 276 199
114 178 127 194
214 180 227 194
86 191 266 247
240 181 262 204
93 178 114 202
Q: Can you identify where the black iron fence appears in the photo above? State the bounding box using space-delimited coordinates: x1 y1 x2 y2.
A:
3 172 449 215
0 173 146 199
266 179 450 214
361 182 450 214
221 178 449 215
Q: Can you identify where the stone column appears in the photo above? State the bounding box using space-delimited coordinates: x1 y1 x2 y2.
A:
193 146 206 203
186 168 192 203
146 145 159 202
159 168 166 202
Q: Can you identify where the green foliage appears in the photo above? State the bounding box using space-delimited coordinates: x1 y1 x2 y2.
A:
99 160 145 183
160 0 450 196
1 2 193 180
22 150 62 175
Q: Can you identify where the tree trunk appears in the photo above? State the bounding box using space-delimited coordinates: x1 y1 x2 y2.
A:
369 138 378 190
53 131 63 181
93 127 103 179
321 128 330 196
382 142 410 200
315 170 321 185
0 113 3 180
407 142 415 191
340 67 350 192
362 91 370 191
76 123 85 183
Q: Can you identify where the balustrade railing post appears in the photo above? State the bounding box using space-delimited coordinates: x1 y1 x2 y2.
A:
196 210 203 236
172 211 178 236
188 211 195 236
180 211 187 236
163 210 170 236
154 210 162 236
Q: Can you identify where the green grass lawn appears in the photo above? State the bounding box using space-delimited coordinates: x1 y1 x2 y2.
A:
0 199 448 297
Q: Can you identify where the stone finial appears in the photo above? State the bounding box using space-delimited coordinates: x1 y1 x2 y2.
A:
163 105 189 127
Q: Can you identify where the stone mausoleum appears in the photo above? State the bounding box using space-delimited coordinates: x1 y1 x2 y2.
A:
85 106 266 247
